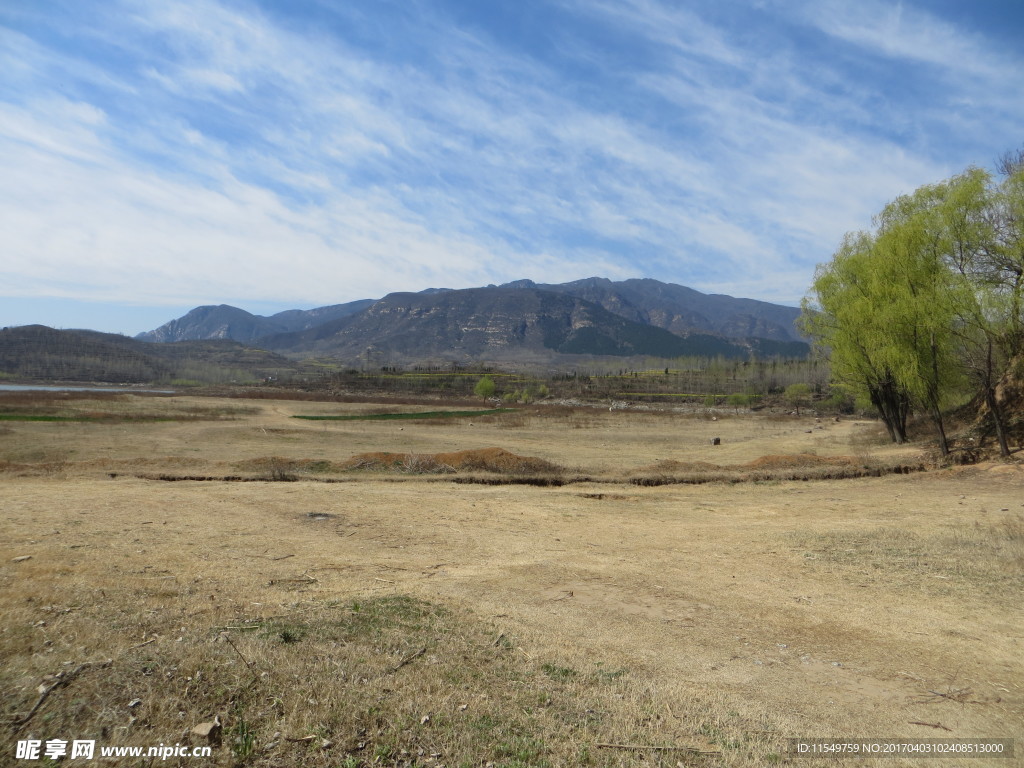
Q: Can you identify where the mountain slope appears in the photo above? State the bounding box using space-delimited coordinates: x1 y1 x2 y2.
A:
136 300 375 343
137 278 804 347
0 326 297 384
530 277 804 342
257 285 807 363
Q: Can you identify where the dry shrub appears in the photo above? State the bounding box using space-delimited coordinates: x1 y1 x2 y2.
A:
235 456 340 478
434 448 560 474
743 454 855 470
343 447 561 476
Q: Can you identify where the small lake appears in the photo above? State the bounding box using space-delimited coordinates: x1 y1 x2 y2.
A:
0 384 175 394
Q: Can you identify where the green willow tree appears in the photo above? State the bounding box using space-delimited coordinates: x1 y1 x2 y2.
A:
871 180 969 456
939 168 1015 455
800 232 912 443
802 154 1024 457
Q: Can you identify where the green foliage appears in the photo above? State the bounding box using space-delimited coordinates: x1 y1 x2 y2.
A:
473 375 496 400
802 152 1024 455
230 716 256 763
821 385 855 414
784 383 812 414
725 392 750 410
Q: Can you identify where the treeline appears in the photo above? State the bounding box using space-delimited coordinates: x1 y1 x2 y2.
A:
309 355 822 403
801 149 1024 456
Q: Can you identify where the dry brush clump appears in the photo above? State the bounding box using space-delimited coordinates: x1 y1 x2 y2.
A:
342 448 563 478
234 456 343 480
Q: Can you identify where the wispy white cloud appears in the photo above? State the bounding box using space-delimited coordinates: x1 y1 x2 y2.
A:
1 0 1022 333
801 0 1014 81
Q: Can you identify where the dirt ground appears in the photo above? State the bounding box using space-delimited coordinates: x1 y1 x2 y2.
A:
1 394 1021 766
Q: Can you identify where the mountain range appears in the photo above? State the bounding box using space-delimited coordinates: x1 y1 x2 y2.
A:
137 278 808 365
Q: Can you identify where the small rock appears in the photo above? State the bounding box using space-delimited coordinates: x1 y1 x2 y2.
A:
420 715 430 725
191 716 222 747
12 556 32 563
710 437 721 446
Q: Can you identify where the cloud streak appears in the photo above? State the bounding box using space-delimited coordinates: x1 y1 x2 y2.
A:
1 0 1022 331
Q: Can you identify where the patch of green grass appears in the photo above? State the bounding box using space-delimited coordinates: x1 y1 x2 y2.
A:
293 408 512 421
541 663 577 681
230 715 257 763
495 735 550 767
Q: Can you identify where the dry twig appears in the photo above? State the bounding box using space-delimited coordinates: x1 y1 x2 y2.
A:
909 721 953 731
391 647 426 673
11 660 111 729
220 632 255 669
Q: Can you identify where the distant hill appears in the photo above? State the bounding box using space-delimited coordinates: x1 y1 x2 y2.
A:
255 285 807 364
136 300 375 343
0 325 297 384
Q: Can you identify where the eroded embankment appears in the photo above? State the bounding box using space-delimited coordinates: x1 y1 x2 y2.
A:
109 448 927 487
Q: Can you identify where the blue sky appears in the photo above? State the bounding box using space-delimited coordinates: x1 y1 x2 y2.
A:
2 0 1022 335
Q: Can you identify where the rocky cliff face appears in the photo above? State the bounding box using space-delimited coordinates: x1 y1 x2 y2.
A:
136 278 809 364
256 285 807 363
532 277 804 342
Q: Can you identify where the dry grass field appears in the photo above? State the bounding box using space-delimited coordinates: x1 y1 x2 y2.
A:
1 392 1022 766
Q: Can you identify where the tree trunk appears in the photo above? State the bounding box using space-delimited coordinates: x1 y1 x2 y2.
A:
869 382 909 444
984 340 1011 458
930 406 949 457
928 331 949 457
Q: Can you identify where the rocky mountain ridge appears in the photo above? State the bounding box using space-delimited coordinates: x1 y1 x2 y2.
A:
137 278 808 364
